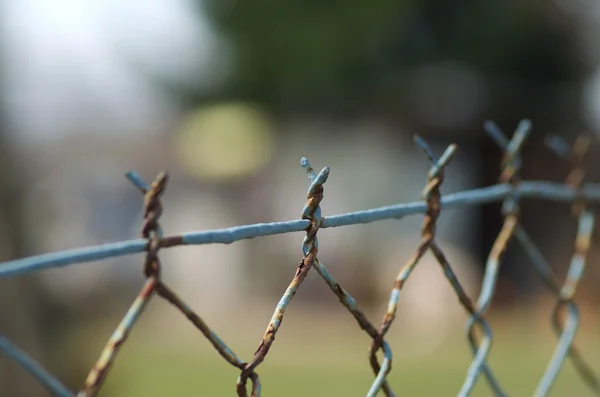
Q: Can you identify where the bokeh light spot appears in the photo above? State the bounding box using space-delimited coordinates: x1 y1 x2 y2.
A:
176 102 274 181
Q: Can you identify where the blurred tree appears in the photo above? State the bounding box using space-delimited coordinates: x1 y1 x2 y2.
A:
206 1 583 118
206 0 418 108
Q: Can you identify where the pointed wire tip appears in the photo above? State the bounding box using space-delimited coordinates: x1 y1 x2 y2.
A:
509 121 532 155
518 118 533 128
413 134 428 147
483 119 512 151
483 120 499 131
545 135 569 156
439 145 457 167
155 172 169 185
413 134 436 162
443 143 459 158
301 157 319 182
427 144 458 178
316 167 330 182
151 172 170 195
125 171 150 192
515 118 533 138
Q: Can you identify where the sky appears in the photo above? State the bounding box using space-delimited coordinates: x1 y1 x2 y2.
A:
0 0 230 144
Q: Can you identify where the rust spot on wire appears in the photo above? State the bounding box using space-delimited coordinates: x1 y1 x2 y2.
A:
159 234 184 248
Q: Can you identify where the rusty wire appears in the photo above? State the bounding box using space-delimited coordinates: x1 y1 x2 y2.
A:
235 160 330 396
125 171 249 372
76 173 169 397
529 134 600 396
469 121 600 397
460 119 531 397
0 120 599 396
298 158 395 397
368 137 500 397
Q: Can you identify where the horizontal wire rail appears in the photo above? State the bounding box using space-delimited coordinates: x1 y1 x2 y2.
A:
1 181 599 278
0 119 599 397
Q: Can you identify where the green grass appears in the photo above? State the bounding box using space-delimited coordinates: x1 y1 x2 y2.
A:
92 308 600 397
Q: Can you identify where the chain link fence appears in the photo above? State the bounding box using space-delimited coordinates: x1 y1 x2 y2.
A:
1 120 599 396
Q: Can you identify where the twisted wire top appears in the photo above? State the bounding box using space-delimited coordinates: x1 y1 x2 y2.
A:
141 172 168 278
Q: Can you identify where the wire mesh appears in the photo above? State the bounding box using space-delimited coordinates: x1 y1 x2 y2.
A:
0 120 599 396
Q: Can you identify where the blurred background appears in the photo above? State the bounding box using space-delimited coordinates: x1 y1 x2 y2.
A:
1 0 600 396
